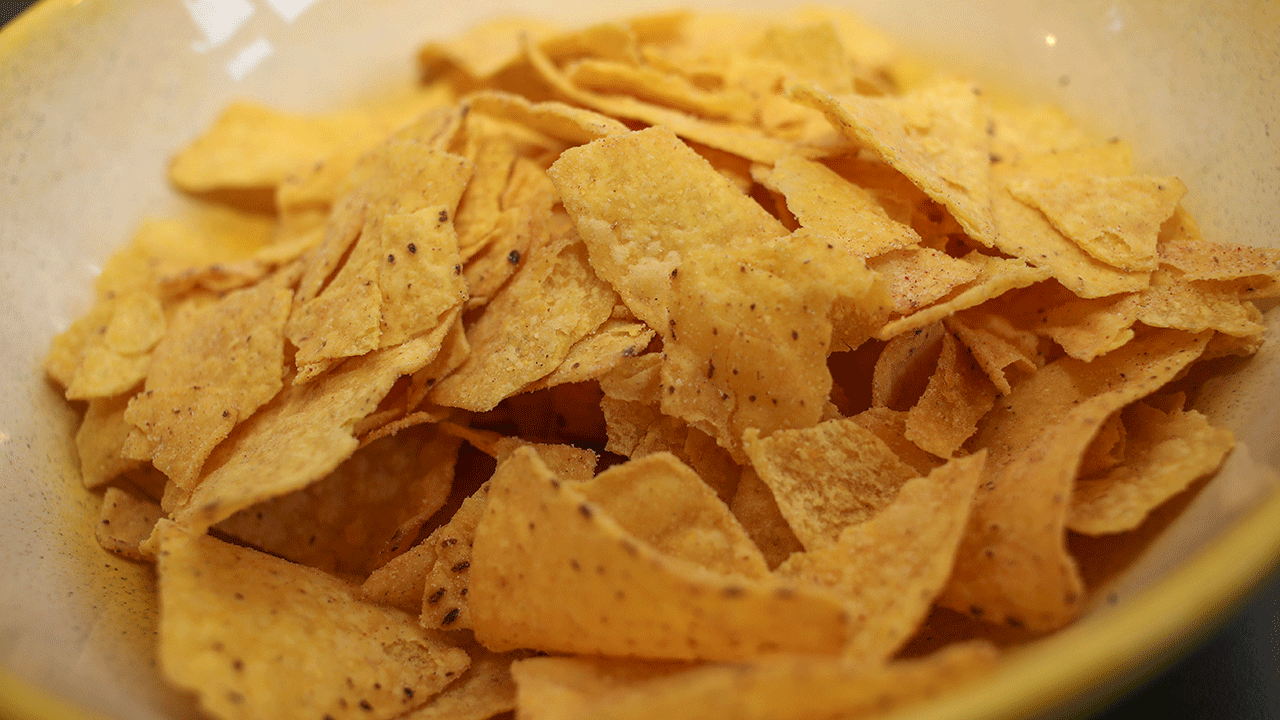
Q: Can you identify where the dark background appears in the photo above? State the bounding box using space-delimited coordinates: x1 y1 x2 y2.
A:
1 0 1277 718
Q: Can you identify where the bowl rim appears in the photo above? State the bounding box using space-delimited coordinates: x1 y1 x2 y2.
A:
2 1 1279 719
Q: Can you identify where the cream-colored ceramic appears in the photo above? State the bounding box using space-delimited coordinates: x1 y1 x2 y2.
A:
1 1 1277 719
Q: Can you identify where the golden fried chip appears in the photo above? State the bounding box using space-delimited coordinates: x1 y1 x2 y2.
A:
467 90 632 145
743 418 918 550
989 145 1150 297
748 21 854 93
76 393 142 489
401 643 528 720
578 453 768 578
62 290 166 400
155 521 470 720
1158 206 1280 284
779 453 985 661
791 80 997 246
848 407 942 476
1070 402 1234 535
1079 411 1127 479
379 208 470 346
462 158 557 304
943 302 1043 394
567 59 754 122
987 102 1092 164
420 485 489 631
905 330 998 457
523 320 655 392
729 467 805 570
168 317 458 532
663 233 882 456
359 542 437 613
170 97 449 198
1135 268 1268 337
274 100 461 219
754 156 919 257
1008 174 1184 271
1023 282 1141 361
870 321 945 410
217 426 459 576
96 487 164 562
940 328 1210 630
511 641 997 720
867 247 982 317
419 17 563 80
433 238 616 411
876 253 1050 340
470 448 853 661
551 126 789 330
124 281 291 489
46 301 116 390
287 135 473 379
530 42 813 164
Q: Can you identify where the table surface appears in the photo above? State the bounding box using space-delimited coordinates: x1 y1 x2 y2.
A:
1 1 1277 718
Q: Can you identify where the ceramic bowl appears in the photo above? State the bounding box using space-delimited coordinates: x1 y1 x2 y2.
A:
1 1 1277 718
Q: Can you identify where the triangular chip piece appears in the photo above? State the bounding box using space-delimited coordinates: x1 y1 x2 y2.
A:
155 521 470 720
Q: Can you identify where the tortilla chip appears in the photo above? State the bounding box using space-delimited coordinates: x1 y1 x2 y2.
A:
578 453 768 578
870 321 945 410
790 80 997 246
943 302 1043 394
433 238 616 411
729 467 805 570
988 102 1092 164
660 228 884 456
466 90 632 145
169 102 389 193
1008 174 1184 271
288 137 473 379
742 418 919 551
989 145 1150 298
567 58 755 122
168 318 457 532
778 453 985 660
469 448 853 661
401 643 527 720
511 641 996 720
867 247 982 317
849 407 943 476
748 21 854 93
96 487 164 562
754 156 919 257
904 330 999 457
64 290 166 400
1135 268 1268 337
940 328 1210 630
76 393 143 489
359 542 437 613
155 521 470 720
1078 411 1127 480
550 126 790 331
523 320 655 392
1070 402 1234 535
123 282 291 489
529 41 813 164
876 253 1051 340
1158 206 1280 284
217 426 459 576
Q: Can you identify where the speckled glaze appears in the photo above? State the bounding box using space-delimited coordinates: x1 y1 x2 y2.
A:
1 1 1277 719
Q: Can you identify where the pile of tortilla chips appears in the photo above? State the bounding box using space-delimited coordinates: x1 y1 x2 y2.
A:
47 7 1277 720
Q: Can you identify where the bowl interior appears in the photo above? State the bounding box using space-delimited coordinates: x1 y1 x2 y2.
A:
1 1 1277 719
